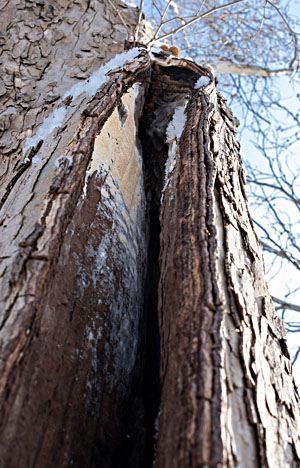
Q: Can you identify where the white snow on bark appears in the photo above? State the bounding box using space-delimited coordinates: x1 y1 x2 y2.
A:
161 140 177 201
195 75 210 89
64 47 142 101
23 48 142 157
23 106 67 157
162 103 187 202
166 104 187 142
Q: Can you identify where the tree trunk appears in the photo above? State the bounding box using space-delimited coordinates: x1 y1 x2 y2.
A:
0 1 299 467
155 72 300 468
0 2 152 467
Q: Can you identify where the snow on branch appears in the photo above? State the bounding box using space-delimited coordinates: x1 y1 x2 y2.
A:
22 48 142 158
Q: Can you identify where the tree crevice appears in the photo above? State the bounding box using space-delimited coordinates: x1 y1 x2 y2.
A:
0 22 299 466
137 59 203 468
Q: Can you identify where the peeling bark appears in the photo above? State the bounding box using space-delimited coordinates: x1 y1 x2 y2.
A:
0 1 300 467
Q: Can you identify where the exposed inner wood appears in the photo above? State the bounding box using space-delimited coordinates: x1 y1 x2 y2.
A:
0 6 299 464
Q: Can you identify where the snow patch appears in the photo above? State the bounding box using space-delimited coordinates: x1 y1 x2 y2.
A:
161 140 177 204
150 45 164 55
23 106 67 156
149 41 178 63
162 103 188 203
22 48 142 157
64 47 142 101
85 234 111 289
32 155 42 164
202 63 215 77
162 141 176 191
195 75 210 89
166 104 187 142
149 41 167 55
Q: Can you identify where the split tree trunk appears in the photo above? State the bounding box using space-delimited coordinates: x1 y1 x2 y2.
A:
155 72 300 468
0 1 299 467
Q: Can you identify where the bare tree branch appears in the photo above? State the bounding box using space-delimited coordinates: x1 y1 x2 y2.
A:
213 61 298 77
148 0 248 43
266 0 299 70
107 0 128 30
247 177 300 206
272 296 300 313
134 0 145 41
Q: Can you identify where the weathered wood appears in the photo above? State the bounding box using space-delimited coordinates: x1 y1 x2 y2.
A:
0 2 153 467
0 1 300 467
156 70 300 467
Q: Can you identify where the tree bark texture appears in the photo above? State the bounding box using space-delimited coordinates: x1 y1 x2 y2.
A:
0 1 299 468
0 2 152 467
156 72 300 467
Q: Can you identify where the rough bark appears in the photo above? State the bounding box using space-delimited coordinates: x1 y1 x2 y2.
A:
156 69 300 467
0 2 152 467
0 1 300 468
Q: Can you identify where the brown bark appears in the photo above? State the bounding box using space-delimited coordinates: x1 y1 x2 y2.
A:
0 2 152 467
0 1 300 467
156 70 300 467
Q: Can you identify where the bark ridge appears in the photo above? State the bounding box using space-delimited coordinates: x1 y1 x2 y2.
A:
0 1 299 467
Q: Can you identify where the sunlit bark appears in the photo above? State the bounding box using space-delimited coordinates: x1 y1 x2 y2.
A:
0 1 299 467
156 71 300 467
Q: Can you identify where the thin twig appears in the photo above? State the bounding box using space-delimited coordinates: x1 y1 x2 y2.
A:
153 0 186 40
149 0 247 43
266 0 299 69
273 296 300 313
107 0 128 29
134 0 145 41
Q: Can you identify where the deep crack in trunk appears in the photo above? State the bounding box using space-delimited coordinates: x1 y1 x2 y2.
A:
137 62 202 467
0 8 299 465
